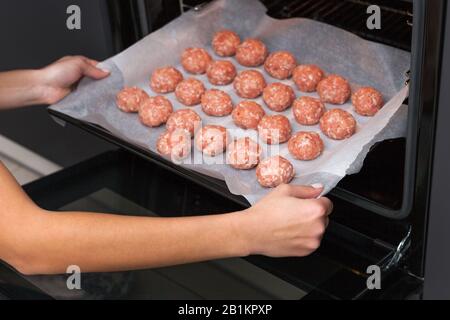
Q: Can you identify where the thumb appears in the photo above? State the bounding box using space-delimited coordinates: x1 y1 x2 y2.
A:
80 61 110 80
275 184 323 199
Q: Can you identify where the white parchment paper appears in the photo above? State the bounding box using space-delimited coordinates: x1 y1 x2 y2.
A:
49 0 410 204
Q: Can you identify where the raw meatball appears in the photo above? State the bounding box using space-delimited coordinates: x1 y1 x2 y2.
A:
236 38 268 67
181 47 212 74
157 129 191 161
116 87 149 113
317 74 351 104
288 131 324 161
293 96 326 125
150 66 183 93
175 78 206 106
320 109 356 140
352 87 384 116
227 137 261 170
206 60 237 85
212 30 241 57
257 114 292 144
232 100 265 130
195 125 229 156
201 89 233 116
139 96 173 127
233 70 266 99
264 51 297 80
166 108 202 137
262 82 295 112
292 64 325 92
256 156 295 188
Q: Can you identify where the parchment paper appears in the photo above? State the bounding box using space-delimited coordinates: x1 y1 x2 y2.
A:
49 0 411 204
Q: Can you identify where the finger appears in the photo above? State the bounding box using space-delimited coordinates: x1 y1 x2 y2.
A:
86 58 111 74
80 61 110 80
81 57 110 73
287 184 324 199
72 55 104 71
80 57 111 74
84 58 100 67
316 197 333 216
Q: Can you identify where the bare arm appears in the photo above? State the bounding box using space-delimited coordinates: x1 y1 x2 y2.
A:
0 56 109 109
0 70 46 109
0 161 331 275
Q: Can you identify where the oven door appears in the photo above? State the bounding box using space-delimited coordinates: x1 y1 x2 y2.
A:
0 150 421 300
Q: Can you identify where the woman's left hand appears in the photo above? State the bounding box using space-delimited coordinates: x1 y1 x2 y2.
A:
40 55 110 104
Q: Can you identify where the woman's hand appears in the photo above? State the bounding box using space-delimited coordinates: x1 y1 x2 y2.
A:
0 56 110 109
39 55 110 104
235 184 333 257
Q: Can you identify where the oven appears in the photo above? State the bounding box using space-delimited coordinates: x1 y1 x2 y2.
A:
0 0 449 300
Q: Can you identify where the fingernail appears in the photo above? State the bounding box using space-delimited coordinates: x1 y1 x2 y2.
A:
311 183 323 189
100 67 110 73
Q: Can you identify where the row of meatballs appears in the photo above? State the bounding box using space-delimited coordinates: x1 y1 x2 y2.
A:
147 56 383 118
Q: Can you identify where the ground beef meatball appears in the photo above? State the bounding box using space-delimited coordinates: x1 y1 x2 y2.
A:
175 78 206 106
206 60 237 85
292 64 325 92
227 137 261 170
264 51 297 80
157 129 191 162
201 89 233 117
257 114 292 144
262 82 295 112
166 108 202 137
292 96 326 125
351 87 384 116
256 156 295 188
116 87 149 113
288 131 324 161
195 125 229 156
138 96 173 127
235 38 268 67
320 109 356 140
212 30 241 57
233 70 266 99
232 100 265 130
181 47 212 74
150 66 183 94
317 74 351 104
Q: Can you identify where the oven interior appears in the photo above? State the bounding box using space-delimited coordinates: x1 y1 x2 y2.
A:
94 0 423 222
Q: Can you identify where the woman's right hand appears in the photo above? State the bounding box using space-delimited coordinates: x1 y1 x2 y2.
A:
236 184 333 257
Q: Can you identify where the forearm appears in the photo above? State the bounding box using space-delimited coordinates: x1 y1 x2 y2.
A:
0 162 247 275
6 208 247 275
0 70 48 109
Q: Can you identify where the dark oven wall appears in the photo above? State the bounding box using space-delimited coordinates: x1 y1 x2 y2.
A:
0 0 115 167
